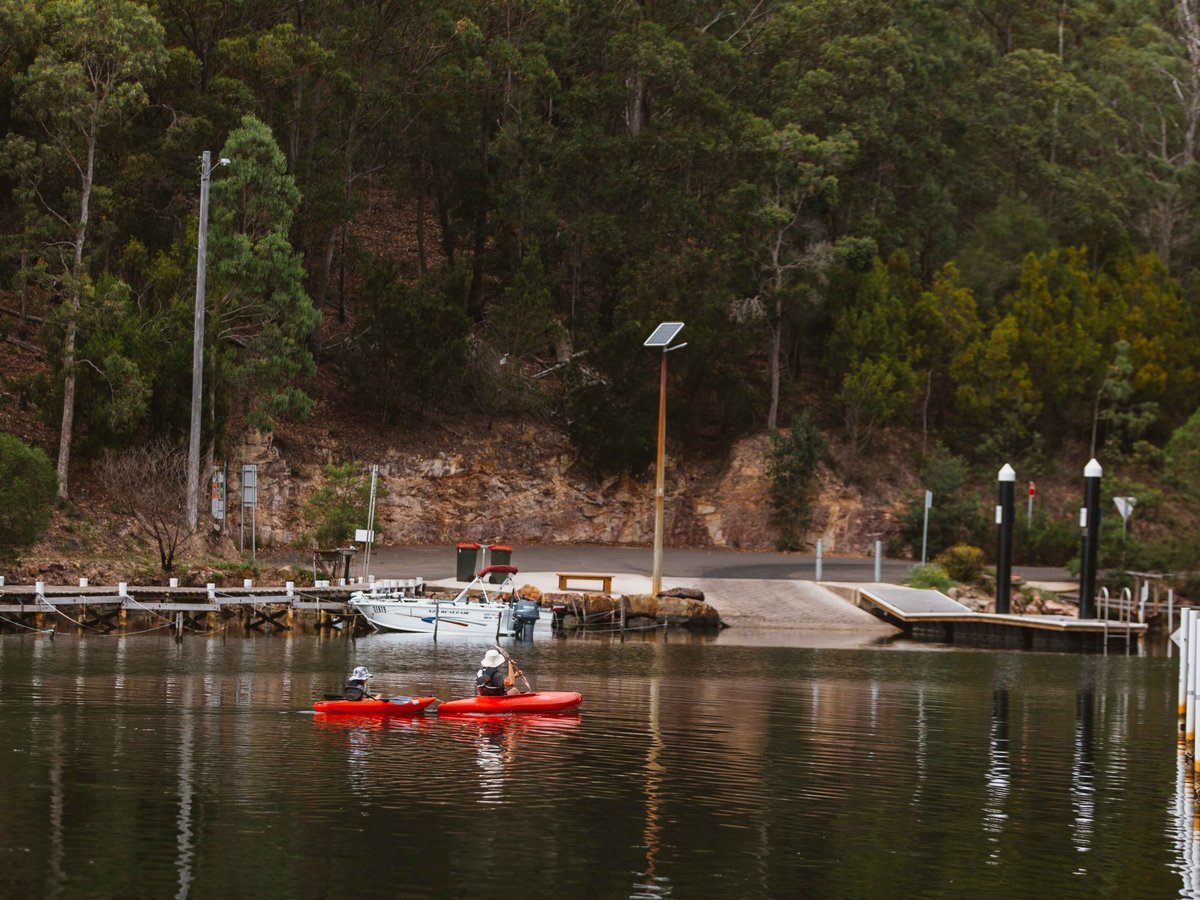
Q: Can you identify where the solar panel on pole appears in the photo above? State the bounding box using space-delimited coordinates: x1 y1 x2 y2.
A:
643 322 684 348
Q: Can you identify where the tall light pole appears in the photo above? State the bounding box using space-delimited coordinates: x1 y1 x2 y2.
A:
644 322 686 596
186 151 229 530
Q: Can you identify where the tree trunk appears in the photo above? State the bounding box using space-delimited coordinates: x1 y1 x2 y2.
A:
468 88 492 320
57 126 97 499
415 158 427 275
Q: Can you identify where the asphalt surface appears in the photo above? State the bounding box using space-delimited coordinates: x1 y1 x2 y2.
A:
272 543 1072 585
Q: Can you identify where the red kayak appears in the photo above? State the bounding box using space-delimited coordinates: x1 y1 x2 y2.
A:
436 691 582 715
313 696 437 716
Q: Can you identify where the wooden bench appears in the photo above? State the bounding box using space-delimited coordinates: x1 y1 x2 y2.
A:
556 573 613 593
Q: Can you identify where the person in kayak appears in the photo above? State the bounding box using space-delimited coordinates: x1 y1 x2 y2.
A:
475 648 522 696
343 665 381 701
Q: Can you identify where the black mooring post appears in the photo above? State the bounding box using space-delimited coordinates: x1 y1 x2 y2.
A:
996 464 1015 615
1079 458 1103 620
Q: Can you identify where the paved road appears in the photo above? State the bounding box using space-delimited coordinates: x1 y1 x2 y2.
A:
275 543 1071 584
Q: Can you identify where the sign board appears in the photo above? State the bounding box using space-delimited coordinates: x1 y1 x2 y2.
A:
1113 496 1137 522
354 529 375 543
241 464 257 505
211 464 226 519
1172 625 1187 648
924 490 933 510
1028 481 1036 497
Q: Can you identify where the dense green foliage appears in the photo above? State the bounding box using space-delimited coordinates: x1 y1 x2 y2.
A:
3 0 1200 508
301 462 382 548
0 431 57 556
767 413 827 550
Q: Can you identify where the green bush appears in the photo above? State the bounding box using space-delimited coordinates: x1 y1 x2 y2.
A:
934 544 985 582
767 413 827 550
302 463 385 548
1014 510 1078 565
0 432 57 558
899 445 985 558
906 563 954 592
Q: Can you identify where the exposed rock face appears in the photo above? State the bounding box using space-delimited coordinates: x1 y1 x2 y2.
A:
222 424 902 554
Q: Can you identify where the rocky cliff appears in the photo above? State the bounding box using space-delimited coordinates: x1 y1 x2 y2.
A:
227 421 901 554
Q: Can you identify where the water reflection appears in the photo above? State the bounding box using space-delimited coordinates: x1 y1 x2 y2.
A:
1071 685 1095 866
983 687 1010 860
0 635 1188 898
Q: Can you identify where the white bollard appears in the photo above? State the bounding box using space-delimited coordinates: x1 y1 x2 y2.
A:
286 581 294 598
1188 611 1199 747
118 582 127 597
79 577 88 588
815 538 823 582
0 575 5 586
368 574 375 584
207 583 216 601
169 577 179 588
874 540 882 582
35 580 45 597
1180 608 1191 730
243 578 253 588
1180 607 1190 734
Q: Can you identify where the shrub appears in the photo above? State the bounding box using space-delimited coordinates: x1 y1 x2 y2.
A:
934 544 985 583
906 563 954 592
767 413 828 550
0 432 57 558
899 445 985 558
302 463 384 547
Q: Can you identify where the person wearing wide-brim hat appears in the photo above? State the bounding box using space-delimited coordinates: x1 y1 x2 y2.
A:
343 665 381 701
476 648 522 697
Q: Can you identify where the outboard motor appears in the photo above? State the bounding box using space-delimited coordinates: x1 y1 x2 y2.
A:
513 597 540 641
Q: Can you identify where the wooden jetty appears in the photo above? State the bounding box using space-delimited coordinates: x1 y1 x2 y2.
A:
0 581 365 635
834 583 1148 653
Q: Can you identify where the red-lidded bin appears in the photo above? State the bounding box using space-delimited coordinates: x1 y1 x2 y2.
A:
488 545 513 582
456 542 481 581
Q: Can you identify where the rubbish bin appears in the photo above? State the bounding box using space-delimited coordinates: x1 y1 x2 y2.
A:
455 542 480 581
488 544 513 582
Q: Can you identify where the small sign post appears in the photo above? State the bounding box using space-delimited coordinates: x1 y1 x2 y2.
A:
240 463 258 560
1027 481 1035 527
211 462 227 530
921 490 933 564
1114 496 1137 538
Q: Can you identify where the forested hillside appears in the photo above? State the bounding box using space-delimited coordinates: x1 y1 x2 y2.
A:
3 1 1200 571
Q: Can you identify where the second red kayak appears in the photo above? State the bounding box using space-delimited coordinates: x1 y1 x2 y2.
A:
313 696 437 715
437 691 583 715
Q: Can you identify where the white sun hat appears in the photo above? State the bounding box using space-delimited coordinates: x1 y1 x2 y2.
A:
351 665 372 680
480 649 505 668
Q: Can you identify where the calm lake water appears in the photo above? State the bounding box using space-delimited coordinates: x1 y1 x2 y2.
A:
0 629 1190 899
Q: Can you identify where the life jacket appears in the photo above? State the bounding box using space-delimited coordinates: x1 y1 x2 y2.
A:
475 666 506 696
343 678 370 701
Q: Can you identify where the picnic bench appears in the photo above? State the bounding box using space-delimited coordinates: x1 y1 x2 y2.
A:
556 573 613 593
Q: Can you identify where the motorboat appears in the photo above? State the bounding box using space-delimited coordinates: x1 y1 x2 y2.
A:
349 565 559 638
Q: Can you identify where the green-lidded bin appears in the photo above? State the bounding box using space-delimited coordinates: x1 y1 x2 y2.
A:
455 542 480 581
488 545 513 582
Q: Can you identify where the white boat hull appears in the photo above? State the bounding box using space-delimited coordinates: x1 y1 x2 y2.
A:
350 596 553 637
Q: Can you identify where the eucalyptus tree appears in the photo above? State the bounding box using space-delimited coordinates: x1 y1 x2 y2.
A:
203 115 318 442
1 0 167 499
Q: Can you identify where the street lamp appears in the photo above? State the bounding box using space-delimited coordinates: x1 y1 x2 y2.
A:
186 151 230 530
644 322 686 596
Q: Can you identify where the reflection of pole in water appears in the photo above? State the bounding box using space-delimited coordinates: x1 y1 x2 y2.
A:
638 678 665 894
176 683 195 900
912 687 927 805
1173 745 1198 896
1071 687 1095 864
48 712 64 898
983 688 1010 855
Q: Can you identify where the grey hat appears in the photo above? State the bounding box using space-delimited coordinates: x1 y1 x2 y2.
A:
351 665 372 680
